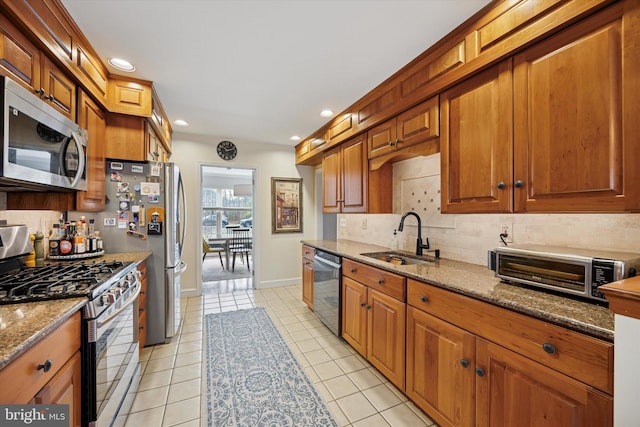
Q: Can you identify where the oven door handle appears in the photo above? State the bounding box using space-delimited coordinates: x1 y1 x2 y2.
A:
314 255 341 269
97 284 141 328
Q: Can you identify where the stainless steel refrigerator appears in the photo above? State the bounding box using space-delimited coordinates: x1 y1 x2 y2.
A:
73 160 187 345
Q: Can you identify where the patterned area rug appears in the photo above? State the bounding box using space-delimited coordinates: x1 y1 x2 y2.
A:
204 307 337 427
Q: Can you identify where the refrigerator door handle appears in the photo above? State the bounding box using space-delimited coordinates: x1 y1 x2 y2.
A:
178 171 187 259
176 260 187 274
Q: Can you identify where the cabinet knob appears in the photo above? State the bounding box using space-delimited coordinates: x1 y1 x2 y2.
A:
515 180 524 188
460 359 469 368
360 303 366 308
34 88 45 96
366 304 372 310
497 182 506 190
389 140 395 146
350 268 356 273
377 279 384 285
475 367 485 377
37 359 53 373
420 295 428 303
542 343 556 354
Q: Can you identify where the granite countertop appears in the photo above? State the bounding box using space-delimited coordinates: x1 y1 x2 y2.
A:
303 239 614 342
0 251 152 370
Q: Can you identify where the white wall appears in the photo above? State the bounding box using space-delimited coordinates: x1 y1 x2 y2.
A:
169 133 316 296
338 154 640 265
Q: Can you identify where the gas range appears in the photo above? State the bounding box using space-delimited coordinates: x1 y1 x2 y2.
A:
0 260 135 305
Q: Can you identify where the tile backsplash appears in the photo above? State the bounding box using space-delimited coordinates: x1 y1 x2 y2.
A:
338 154 640 266
0 210 62 236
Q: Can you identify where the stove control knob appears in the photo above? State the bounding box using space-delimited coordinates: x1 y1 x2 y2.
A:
102 292 117 305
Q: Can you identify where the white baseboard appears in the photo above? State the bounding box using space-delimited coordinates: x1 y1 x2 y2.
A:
255 277 301 289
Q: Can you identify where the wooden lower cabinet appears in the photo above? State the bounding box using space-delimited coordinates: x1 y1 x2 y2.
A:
0 312 82 426
406 306 475 427
301 245 314 309
32 351 82 427
406 278 613 427
342 272 405 390
476 338 612 427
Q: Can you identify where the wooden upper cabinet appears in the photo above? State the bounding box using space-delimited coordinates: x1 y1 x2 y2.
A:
40 55 75 119
107 77 152 116
322 135 369 213
76 89 105 211
0 12 41 89
513 4 638 212
368 96 440 168
104 113 146 161
0 13 75 120
440 61 513 213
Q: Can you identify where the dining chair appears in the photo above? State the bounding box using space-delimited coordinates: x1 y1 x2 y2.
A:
202 237 225 269
228 228 252 272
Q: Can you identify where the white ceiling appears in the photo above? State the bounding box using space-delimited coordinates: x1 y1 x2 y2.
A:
61 0 491 147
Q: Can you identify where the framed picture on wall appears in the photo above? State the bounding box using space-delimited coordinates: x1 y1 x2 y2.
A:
271 177 303 233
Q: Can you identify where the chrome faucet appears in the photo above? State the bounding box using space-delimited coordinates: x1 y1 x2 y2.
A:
398 212 430 256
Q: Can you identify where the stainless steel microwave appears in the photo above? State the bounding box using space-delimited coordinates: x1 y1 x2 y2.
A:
1 76 87 191
489 244 640 302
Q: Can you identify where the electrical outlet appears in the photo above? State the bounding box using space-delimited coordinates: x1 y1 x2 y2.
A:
361 218 367 230
500 223 513 243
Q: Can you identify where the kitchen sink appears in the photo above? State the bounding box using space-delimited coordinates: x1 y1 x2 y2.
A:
360 251 434 265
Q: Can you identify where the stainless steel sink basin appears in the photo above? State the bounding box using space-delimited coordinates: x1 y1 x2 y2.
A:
360 251 434 265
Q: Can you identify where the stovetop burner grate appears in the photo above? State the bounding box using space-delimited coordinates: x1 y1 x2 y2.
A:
0 260 129 304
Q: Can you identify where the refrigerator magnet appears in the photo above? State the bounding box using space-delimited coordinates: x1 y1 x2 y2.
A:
150 163 161 176
147 207 164 235
117 182 130 193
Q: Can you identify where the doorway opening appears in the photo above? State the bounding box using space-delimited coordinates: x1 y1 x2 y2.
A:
200 165 255 294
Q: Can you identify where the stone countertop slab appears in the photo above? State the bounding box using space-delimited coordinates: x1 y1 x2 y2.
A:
0 251 152 369
303 239 614 342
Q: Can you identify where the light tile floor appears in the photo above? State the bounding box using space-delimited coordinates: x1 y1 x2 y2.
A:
120 280 437 426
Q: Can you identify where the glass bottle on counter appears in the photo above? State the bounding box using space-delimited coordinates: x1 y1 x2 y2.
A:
49 223 61 256
87 219 96 253
74 218 86 254
60 222 74 256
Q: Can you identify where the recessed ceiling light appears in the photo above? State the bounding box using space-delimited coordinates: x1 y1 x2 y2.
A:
173 119 189 127
108 57 135 72
320 109 334 118
290 135 301 141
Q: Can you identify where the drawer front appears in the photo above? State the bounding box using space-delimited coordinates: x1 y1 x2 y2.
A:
0 311 81 403
407 279 613 394
302 244 315 261
344 259 406 301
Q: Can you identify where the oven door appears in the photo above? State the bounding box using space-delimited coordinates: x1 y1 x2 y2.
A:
84 290 140 426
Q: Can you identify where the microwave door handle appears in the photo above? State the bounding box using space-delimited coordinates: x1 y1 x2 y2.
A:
68 131 86 188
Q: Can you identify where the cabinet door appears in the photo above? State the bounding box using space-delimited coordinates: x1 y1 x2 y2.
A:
302 258 314 309
440 61 513 213
406 307 475 427
513 8 632 212
33 351 82 427
341 276 367 357
76 90 106 211
41 56 76 120
367 118 397 159
104 114 146 161
322 147 341 213
0 13 41 90
367 288 405 390
341 135 368 213
397 96 439 149
475 339 612 427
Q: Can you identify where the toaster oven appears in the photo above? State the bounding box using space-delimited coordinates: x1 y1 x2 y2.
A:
488 245 640 302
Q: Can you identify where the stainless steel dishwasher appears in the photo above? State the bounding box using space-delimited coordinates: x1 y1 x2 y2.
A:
313 249 342 336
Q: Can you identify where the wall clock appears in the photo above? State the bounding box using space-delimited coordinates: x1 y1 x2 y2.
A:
217 140 237 161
